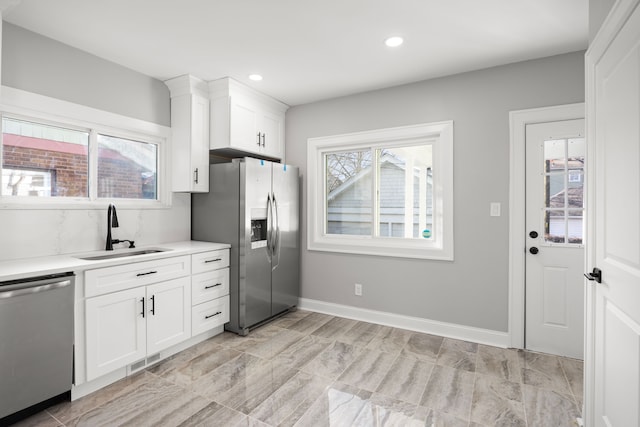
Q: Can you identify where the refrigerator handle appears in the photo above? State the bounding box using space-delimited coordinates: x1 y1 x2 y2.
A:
272 192 281 269
266 193 273 259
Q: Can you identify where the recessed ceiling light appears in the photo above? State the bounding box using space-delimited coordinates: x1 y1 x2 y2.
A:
248 74 263 81
384 36 404 47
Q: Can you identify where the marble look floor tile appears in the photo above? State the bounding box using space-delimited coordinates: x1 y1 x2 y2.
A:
272 333 333 369
285 312 334 335
215 358 299 415
420 365 474 419
470 374 525 427
337 349 398 392
366 326 412 356
223 323 286 353
413 406 469 427
149 345 242 387
46 371 152 424
66 375 211 426
442 337 478 353
520 350 572 395
189 352 265 398
249 371 331 425
476 345 522 383
522 384 581 427
242 328 306 360
9 410 62 427
268 309 312 329
375 355 434 405
559 357 584 404
336 321 383 347
302 341 364 380
436 346 477 372
175 400 246 426
352 393 418 427
401 332 444 363
311 316 359 339
290 382 372 427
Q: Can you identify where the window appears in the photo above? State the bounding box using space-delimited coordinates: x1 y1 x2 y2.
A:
308 121 454 260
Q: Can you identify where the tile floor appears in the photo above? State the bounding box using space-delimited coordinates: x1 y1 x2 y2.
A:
13 310 583 426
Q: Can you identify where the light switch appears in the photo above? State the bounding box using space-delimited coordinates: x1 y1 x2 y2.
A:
490 202 501 217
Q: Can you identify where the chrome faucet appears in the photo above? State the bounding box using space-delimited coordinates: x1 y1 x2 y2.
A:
105 204 119 250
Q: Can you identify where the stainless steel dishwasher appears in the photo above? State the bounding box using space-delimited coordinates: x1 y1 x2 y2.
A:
0 272 74 424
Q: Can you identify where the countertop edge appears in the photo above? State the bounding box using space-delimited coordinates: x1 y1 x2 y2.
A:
0 240 231 282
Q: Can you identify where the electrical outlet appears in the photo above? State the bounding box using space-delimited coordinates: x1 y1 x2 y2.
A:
354 283 363 296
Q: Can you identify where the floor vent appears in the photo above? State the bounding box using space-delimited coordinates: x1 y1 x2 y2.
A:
129 358 147 374
147 353 161 365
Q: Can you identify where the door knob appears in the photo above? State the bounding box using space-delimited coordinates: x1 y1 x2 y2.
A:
529 247 539 255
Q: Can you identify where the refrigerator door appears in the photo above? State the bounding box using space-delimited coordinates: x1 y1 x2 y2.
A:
242 158 274 328
271 162 300 315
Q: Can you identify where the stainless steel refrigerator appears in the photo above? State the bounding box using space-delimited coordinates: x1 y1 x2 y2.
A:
192 157 299 335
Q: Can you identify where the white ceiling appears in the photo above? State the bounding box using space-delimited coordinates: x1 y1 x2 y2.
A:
3 0 588 106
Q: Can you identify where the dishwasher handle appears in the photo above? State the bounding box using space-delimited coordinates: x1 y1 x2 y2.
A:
0 279 72 299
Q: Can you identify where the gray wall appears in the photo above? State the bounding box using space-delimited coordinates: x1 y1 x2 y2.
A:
1 22 170 126
589 0 616 43
286 52 585 332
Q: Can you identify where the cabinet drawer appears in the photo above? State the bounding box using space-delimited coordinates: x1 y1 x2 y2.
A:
191 250 229 274
192 269 229 305
85 255 191 297
192 295 229 336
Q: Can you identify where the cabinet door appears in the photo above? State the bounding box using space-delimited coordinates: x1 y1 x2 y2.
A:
146 277 191 355
230 94 261 154
260 109 284 159
86 287 146 381
190 94 210 193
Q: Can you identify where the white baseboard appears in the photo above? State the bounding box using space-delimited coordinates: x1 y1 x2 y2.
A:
298 298 509 348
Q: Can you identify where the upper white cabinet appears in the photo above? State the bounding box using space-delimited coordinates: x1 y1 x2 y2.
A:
209 77 288 160
165 75 210 193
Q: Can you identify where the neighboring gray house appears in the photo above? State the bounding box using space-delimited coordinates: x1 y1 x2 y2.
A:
327 154 433 238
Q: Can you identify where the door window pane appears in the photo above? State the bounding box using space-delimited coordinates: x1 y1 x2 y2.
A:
543 137 585 244
1 117 89 197
97 134 157 199
376 145 433 238
325 150 372 235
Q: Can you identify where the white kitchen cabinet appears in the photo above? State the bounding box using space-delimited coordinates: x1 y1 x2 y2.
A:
85 286 146 380
190 249 230 336
209 77 288 160
85 277 191 381
165 74 210 192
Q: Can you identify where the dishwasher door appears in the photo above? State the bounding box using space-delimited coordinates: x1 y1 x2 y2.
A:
0 273 74 420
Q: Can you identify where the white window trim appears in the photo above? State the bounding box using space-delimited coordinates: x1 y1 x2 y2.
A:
307 121 454 260
0 86 171 209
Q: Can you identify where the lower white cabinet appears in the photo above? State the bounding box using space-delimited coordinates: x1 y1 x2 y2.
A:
85 276 191 381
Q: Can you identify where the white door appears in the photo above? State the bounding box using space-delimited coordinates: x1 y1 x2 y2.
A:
146 277 191 355
525 119 585 359
586 0 640 425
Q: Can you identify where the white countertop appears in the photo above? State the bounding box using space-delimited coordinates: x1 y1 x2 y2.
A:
0 240 230 282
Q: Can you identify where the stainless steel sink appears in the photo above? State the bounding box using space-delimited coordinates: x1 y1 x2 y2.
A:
75 249 169 261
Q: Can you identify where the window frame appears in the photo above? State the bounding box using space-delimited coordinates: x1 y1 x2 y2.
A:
307 121 454 260
0 86 170 209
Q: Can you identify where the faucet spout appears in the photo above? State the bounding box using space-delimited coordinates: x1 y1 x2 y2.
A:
105 204 119 250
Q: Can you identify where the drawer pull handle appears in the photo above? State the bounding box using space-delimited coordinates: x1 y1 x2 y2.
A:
136 271 157 277
205 283 222 289
204 258 222 263
205 311 222 320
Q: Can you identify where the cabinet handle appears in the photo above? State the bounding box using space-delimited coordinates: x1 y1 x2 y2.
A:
140 297 145 318
261 133 266 147
205 283 222 289
194 168 199 184
136 271 157 277
257 132 261 146
150 295 155 315
204 258 222 263
205 311 222 319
